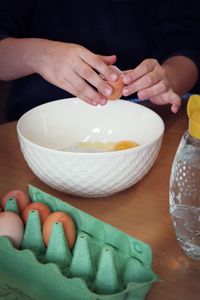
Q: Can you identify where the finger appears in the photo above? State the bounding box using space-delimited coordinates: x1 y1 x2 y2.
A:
169 93 181 113
122 69 161 97
123 59 158 84
100 65 122 80
109 65 122 74
137 79 170 100
80 50 118 81
171 103 181 113
150 91 181 113
164 92 181 113
66 68 110 105
98 54 117 65
53 75 104 106
74 60 114 98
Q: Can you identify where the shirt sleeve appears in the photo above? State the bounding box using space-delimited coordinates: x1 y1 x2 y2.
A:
153 0 200 71
0 0 35 40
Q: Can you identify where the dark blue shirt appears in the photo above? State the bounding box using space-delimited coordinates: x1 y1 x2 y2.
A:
0 0 200 120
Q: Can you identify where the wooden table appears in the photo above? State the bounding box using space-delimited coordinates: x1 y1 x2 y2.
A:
0 102 200 299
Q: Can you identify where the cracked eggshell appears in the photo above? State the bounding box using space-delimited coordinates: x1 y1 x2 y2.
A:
107 75 124 100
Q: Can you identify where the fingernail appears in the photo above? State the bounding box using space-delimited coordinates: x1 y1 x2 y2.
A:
138 91 146 100
104 86 112 96
122 88 129 96
123 75 131 84
172 105 179 113
111 73 118 81
99 95 107 105
99 98 107 105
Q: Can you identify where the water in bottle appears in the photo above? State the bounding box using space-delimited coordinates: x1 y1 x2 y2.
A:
169 95 200 260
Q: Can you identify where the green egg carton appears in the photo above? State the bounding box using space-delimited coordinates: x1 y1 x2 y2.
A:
0 185 159 300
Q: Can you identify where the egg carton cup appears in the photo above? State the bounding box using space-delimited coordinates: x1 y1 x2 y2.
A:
0 185 159 300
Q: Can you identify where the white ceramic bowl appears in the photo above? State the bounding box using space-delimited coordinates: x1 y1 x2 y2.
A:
17 98 164 197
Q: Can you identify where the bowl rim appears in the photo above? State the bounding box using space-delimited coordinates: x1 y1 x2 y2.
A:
17 98 165 157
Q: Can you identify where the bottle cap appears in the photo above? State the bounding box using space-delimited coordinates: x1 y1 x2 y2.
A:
187 95 200 139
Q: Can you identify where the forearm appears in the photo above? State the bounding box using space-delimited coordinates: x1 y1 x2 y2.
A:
162 55 198 96
0 37 50 80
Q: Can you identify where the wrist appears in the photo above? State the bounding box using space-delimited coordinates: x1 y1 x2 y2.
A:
24 38 52 74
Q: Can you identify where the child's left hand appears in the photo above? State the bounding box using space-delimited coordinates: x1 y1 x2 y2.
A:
122 58 181 113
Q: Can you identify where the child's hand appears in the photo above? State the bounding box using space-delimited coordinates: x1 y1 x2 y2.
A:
29 41 119 106
122 58 181 113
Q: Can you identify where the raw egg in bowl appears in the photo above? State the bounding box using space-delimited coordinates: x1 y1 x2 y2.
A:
17 98 164 197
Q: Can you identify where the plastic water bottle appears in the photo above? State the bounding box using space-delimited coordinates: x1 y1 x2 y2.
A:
169 95 200 260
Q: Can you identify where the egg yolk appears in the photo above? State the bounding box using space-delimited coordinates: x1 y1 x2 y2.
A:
113 140 139 151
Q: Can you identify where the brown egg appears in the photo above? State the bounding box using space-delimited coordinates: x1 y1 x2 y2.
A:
42 212 76 249
1 190 30 213
0 211 24 248
22 202 52 224
107 75 124 100
113 140 139 151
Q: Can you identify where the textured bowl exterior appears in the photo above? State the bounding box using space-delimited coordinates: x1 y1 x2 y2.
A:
17 98 164 197
18 135 162 197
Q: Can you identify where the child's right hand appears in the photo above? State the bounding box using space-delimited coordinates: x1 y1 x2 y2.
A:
28 40 120 106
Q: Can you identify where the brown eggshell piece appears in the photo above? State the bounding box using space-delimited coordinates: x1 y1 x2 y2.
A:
107 75 124 100
42 211 76 249
22 202 52 224
1 190 30 213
